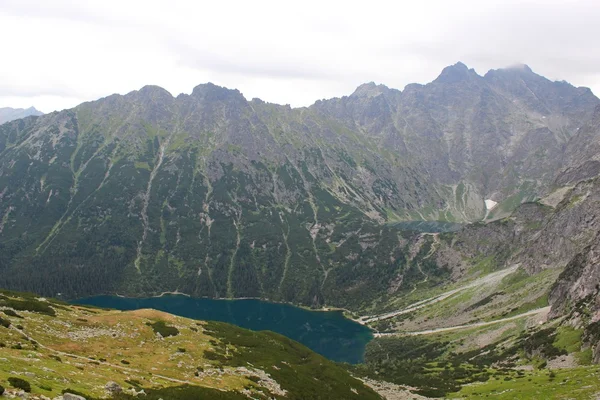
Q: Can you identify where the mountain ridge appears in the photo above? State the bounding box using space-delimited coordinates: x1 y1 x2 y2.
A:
0 62 599 310
0 106 43 124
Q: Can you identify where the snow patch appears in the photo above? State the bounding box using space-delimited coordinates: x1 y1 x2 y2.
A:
484 199 498 210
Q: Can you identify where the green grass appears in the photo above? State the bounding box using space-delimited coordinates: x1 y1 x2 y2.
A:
0 290 381 399
575 348 593 365
0 296 56 316
134 161 150 170
203 321 381 400
448 366 600 399
491 293 548 320
469 255 499 275
110 385 247 400
553 326 583 353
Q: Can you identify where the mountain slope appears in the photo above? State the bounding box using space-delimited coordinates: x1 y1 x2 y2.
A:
0 290 380 400
0 64 598 308
313 63 599 221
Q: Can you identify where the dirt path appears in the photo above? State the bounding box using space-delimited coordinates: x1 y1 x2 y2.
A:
374 306 550 337
358 265 519 325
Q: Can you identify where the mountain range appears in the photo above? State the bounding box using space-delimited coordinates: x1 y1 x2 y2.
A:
3 62 600 398
0 62 599 312
0 106 43 124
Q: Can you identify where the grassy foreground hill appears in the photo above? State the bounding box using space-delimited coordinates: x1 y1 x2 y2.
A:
0 290 381 400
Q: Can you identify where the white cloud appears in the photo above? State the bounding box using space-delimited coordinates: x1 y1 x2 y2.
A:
1 0 599 113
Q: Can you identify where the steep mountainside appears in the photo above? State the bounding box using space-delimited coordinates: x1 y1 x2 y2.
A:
0 106 43 124
351 168 600 397
313 63 598 220
0 64 598 307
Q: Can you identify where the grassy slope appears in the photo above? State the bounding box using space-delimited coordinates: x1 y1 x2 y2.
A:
0 290 380 400
352 264 600 398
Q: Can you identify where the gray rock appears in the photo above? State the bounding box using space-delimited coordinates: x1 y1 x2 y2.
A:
63 393 86 400
104 382 122 394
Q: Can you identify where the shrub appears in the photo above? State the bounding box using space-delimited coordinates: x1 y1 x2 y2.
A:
62 388 89 397
125 379 141 388
0 298 55 316
0 317 10 328
146 321 179 337
3 309 22 318
8 377 31 392
0 384 4 395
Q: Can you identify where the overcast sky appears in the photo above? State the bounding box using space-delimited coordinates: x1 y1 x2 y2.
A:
1 0 599 113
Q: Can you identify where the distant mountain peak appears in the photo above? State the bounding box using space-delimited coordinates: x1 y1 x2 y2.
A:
434 62 479 84
0 106 43 124
191 82 245 102
504 63 534 73
351 82 391 98
137 85 173 97
484 63 537 79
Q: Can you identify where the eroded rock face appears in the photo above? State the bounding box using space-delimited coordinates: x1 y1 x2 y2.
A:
549 242 600 319
420 174 600 340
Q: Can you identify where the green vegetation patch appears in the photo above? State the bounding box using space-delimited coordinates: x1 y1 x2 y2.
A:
0 296 56 316
2 309 23 318
203 321 380 400
354 335 495 397
553 326 583 353
448 365 600 399
145 320 179 337
8 377 31 392
110 384 246 400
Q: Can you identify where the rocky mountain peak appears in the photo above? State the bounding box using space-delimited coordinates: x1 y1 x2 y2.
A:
433 61 479 84
137 85 173 98
191 82 246 103
503 63 534 73
24 106 42 114
129 85 175 106
350 82 391 98
483 63 538 81
0 106 43 124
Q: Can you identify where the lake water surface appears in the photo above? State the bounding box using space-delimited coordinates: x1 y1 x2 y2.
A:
74 295 373 364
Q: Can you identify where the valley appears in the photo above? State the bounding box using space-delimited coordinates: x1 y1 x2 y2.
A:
2 62 600 398
0 290 380 399
73 295 372 364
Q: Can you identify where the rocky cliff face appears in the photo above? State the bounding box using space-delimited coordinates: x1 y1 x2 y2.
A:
313 62 599 221
426 170 600 360
0 63 599 309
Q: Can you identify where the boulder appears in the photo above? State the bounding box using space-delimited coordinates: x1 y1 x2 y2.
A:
63 393 86 400
105 381 122 394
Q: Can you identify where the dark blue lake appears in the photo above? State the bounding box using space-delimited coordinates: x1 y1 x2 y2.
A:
74 295 373 364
